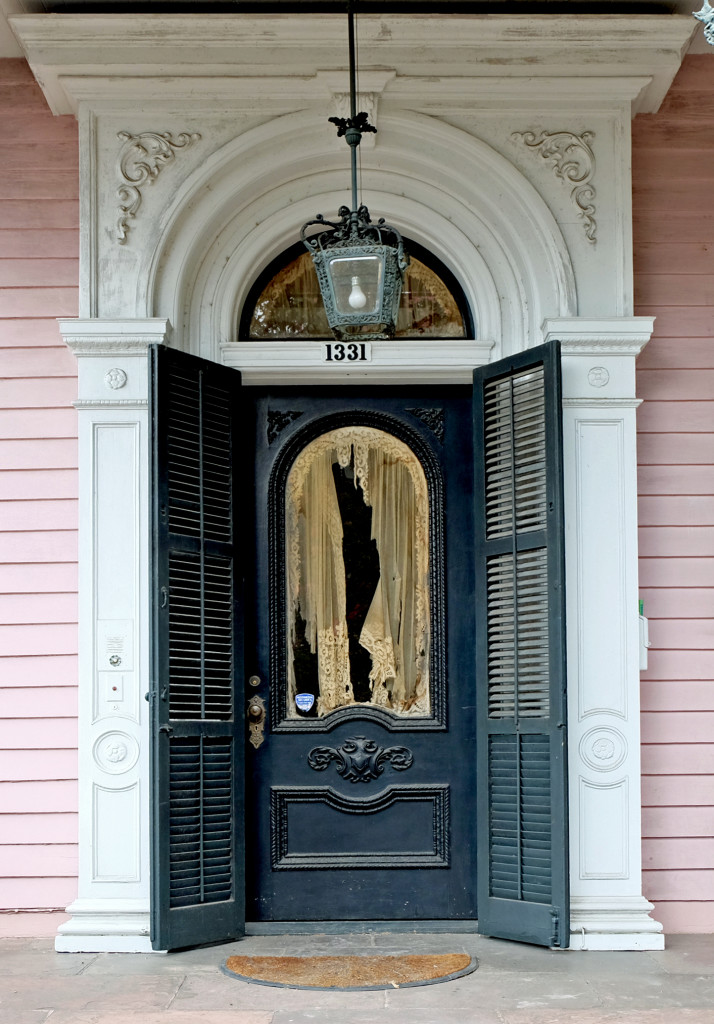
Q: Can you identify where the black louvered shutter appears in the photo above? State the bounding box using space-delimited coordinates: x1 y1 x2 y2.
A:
150 345 244 951
474 340 569 948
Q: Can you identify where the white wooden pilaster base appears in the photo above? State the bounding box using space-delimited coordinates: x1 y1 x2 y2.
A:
55 898 153 952
568 896 665 950
56 319 169 954
544 317 664 952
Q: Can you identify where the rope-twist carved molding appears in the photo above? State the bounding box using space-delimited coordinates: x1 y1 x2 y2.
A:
512 129 597 244
116 130 201 244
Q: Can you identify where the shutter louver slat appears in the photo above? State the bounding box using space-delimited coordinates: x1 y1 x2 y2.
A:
168 555 233 720
484 366 550 721
202 383 232 543
486 549 549 719
169 738 234 908
167 376 233 542
488 735 552 903
168 378 201 535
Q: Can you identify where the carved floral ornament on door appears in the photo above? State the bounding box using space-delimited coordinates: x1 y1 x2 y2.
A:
307 735 415 783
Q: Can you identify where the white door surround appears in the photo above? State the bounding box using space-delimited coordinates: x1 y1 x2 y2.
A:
11 11 696 951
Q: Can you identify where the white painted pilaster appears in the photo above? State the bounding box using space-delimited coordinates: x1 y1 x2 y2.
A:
55 318 169 953
545 316 663 951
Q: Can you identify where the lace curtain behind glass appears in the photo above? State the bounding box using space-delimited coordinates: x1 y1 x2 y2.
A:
286 426 430 717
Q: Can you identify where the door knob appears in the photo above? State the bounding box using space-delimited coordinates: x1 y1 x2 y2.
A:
247 695 266 749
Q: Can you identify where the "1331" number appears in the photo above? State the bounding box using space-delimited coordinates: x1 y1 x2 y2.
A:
323 342 370 362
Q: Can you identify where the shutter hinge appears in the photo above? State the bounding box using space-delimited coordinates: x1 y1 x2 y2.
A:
550 908 560 947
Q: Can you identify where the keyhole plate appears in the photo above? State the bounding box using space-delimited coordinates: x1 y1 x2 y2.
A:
247 696 267 750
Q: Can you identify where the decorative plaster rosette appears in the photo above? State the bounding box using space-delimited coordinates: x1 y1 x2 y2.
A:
104 367 128 390
116 130 201 243
587 366 610 388
579 726 627 772
93 731 140 775
512 129 597 243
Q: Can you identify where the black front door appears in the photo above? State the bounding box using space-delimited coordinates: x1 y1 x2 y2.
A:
245 386 476 922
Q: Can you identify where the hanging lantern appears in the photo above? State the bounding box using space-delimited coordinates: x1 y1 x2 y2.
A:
300 13 409 340
302 204 407 340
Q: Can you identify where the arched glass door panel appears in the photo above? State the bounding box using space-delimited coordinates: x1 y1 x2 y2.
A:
285 425 430 719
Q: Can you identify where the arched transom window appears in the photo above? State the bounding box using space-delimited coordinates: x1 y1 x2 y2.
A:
239 239 472 340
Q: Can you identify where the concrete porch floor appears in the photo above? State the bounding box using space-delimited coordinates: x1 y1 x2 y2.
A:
1 932 714 1024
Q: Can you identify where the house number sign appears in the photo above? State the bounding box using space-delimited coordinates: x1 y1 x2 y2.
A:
322 342 371 363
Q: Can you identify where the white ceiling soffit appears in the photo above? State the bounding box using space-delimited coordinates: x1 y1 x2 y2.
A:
8 12 698 113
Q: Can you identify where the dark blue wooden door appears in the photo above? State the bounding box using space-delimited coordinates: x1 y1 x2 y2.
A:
246 386 476 922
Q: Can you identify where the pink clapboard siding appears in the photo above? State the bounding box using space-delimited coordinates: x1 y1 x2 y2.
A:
634 54 714 934
0 59 79 915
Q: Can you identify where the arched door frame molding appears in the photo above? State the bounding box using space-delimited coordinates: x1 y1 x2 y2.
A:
142 110 577 364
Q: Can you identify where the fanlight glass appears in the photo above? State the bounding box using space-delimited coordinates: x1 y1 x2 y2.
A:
242 247 469 340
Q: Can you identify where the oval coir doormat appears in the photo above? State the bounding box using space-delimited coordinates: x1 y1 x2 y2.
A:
222 952 477 990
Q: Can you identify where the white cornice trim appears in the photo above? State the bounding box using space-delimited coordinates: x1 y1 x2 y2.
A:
43 73 655 117
60 317 171 355
10 13 695 116
543 316 655 356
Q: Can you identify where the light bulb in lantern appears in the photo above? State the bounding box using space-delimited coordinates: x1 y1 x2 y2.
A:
348 276 367 310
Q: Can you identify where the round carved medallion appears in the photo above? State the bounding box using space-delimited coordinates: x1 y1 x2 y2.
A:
104 367 128 390
579 726 627 772
587 366 610 388
93 731 139 775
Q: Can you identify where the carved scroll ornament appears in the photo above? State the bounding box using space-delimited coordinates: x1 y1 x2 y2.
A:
407 407 445 445
116 130 201 244
308 735 414 783
513 129 597 243
267 409 303 445
695 1 714 45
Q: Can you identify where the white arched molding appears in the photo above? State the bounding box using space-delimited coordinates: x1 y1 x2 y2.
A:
144 110 576 374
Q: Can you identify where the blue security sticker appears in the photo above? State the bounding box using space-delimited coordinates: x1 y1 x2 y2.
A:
295 693 315 712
